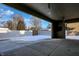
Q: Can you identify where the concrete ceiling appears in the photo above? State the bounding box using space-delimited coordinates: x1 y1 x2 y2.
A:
51 3 79 20
26 3 79 20
26 3 52 19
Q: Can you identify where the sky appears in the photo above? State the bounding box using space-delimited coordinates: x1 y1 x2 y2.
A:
0 3 50 29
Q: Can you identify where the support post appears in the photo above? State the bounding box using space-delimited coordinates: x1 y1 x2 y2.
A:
52 17 65 39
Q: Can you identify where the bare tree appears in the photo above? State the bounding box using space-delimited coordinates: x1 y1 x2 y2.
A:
17 19 26 30
30 16 41 35
6 20 13 30
47 23 52 29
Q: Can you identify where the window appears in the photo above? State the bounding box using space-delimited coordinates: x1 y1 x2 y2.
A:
0 4 52 38
65 22 79 40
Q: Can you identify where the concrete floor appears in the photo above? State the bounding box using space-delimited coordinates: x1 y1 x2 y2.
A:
27 39 79 56
1 39 79 56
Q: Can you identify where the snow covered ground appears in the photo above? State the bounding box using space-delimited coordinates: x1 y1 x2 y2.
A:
0 35 51 43
66 36 79 40
10 35 51 41
65 31 79 40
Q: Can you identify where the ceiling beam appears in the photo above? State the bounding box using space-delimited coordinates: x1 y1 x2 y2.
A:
65 18 79 23
4 3 55 23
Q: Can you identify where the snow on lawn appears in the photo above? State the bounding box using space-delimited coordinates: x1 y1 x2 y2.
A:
10 35 51 41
